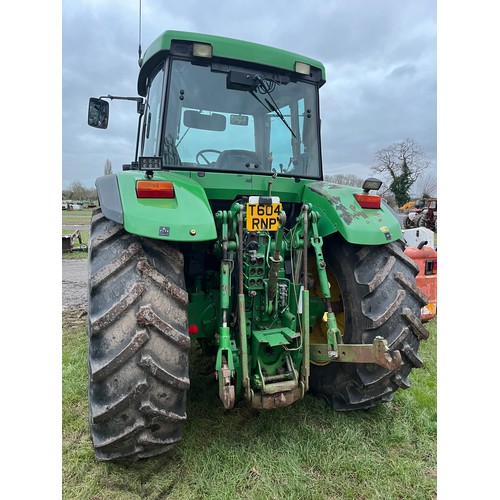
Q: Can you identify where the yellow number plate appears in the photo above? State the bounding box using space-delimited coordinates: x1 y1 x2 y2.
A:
246 202 282 231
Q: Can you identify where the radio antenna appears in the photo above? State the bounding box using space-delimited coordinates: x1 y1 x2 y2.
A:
138 0 142 66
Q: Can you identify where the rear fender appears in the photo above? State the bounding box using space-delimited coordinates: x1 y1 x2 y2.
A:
95 171 217 241
302 181 402 245
95 174 124 224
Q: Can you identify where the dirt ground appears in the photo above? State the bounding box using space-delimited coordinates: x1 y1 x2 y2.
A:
62 259 87 312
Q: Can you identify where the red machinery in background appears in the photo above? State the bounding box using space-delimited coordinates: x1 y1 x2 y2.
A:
404 243 437 322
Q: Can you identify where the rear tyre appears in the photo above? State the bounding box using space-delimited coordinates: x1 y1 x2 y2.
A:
309 235 429 410
87 209 189 460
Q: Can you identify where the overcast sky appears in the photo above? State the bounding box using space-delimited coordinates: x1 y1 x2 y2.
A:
62 0 436 190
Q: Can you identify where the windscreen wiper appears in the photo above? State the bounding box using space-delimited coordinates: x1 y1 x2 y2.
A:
248 89 273 113
253 75 296 139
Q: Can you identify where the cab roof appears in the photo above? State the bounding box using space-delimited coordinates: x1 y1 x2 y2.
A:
138 30 326 96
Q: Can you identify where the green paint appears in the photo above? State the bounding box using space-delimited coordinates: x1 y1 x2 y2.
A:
303 181 402 244
116 170 217 241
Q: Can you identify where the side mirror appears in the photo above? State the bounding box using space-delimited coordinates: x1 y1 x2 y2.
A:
88 98 109 129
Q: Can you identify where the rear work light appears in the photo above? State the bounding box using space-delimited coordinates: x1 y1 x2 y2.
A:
425 259 437 275
193 42 213 58
136 180 175 199
354 193 381 209
295 62 311 75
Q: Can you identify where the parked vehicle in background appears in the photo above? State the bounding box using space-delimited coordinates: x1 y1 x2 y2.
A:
403 198 437 232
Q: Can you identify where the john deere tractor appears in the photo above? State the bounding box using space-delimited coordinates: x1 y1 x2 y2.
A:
87 30 429 461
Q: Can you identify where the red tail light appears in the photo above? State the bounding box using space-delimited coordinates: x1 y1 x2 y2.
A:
354 193 381 209
136 180 175 198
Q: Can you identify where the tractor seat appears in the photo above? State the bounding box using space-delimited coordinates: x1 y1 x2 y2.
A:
215 150 262 171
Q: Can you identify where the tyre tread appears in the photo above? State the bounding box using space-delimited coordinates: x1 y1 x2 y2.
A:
310 236 429 411
87 215 189 461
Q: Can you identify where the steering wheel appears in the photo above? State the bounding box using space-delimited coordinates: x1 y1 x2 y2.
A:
196 149 222 166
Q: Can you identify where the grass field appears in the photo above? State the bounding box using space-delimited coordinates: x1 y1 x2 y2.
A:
62 312 437 499
61 207 437 498
62 208 94 225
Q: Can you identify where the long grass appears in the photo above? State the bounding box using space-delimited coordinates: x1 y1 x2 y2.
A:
62 313 437 499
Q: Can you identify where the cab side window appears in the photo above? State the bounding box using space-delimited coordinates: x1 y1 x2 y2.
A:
143 65 165 156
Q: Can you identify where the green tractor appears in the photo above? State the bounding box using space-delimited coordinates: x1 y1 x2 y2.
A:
86 30 429 461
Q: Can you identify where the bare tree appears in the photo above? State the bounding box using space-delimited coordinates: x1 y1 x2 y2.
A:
68 180 87 201
325 173 364 187
413 171 437 198
372 138 430 206
104 159 113 175
64 181 97 202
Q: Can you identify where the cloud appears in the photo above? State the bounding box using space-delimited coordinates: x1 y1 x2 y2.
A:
62 0 436 188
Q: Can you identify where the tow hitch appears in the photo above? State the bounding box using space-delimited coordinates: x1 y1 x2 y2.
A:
310 336 403 371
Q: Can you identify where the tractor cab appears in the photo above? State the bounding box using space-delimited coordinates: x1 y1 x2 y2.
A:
85 30 429 461
89 31 325 181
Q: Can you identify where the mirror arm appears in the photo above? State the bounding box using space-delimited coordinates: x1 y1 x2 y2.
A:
94 95 145 161
99 95 144 105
